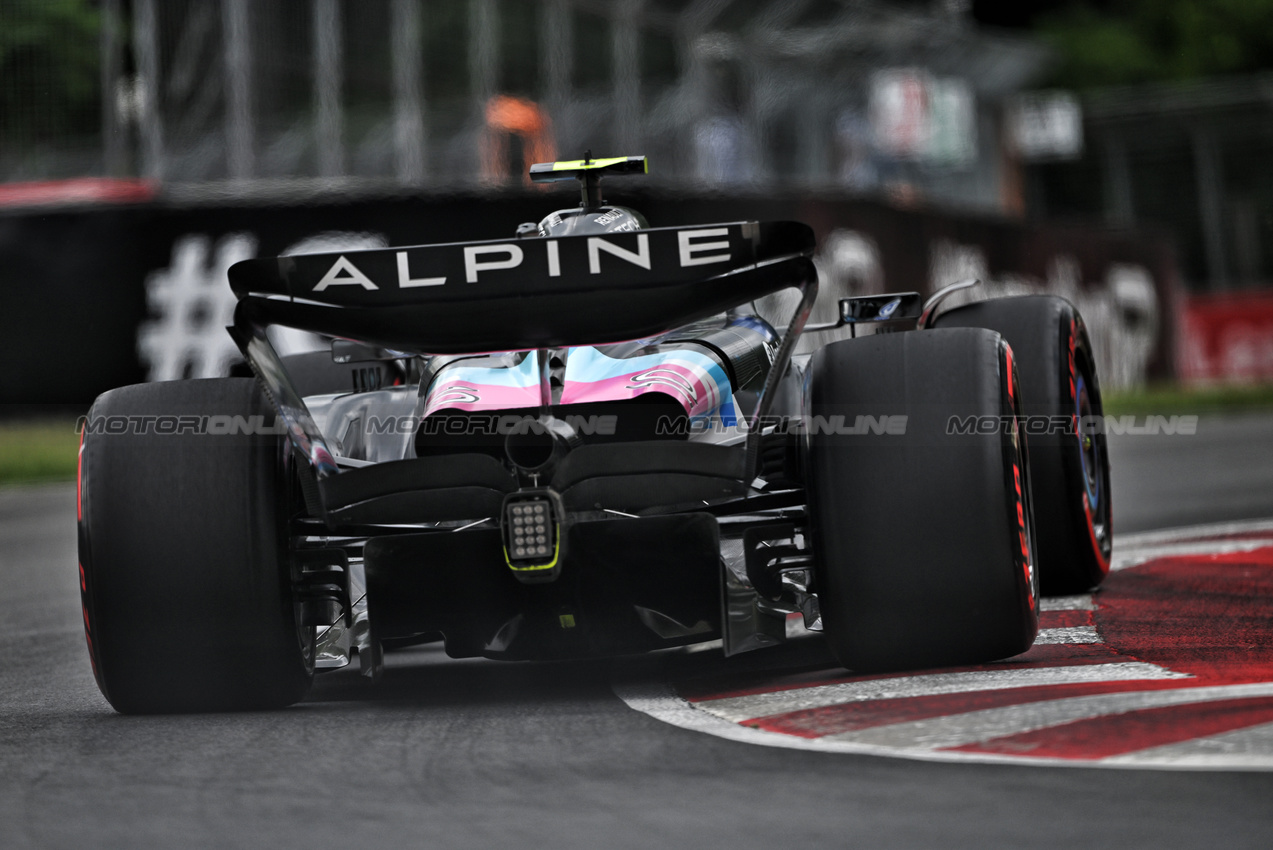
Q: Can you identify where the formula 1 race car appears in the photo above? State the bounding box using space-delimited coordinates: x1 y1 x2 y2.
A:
76 156 1112 713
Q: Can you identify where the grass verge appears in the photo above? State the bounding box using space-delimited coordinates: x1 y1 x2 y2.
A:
1103 383 1273 417
0 420 80 485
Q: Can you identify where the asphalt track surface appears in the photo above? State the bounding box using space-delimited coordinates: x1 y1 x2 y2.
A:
2 412 1272 848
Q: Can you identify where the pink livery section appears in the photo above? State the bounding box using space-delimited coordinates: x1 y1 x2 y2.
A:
421 351 542 416
561 345 739 426
421 344 740 428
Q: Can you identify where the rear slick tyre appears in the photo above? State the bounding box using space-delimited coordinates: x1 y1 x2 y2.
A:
807 328 1038 673
77 378 313 713
934 296 1112 594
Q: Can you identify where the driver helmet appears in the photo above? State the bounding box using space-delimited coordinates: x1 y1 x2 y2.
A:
536 205 648 237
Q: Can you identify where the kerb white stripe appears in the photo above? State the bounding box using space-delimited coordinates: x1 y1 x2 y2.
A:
692 663 1187 724
1035 626 1101 644
1040 595 1095 611
1102 720 1273 766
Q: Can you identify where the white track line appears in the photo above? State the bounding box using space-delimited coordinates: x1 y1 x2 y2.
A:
691 663 1186 724
1112 518 1273 571
1040 595 1095 611
1114 518 1273 549
1035 626 1101 644
1113 539 1273 571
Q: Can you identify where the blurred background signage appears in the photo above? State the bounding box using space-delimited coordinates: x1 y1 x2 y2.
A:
1009 91 1083 161
869 69 976 165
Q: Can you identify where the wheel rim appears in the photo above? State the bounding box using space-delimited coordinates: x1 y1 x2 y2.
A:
1075 375 1102 510
1074 367 1110 554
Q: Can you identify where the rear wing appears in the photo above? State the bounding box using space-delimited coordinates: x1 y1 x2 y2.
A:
226 220 818 507
229 221 815 354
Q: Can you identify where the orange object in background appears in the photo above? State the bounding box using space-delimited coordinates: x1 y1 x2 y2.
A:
1179 290 1273 383
481 96 555 186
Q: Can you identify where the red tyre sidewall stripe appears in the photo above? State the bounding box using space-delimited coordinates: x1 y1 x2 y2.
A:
1003 342 1036 612
77 430 105 692
76 427 83 522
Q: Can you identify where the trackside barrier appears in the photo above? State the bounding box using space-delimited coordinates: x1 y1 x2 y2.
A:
0 188 1181 404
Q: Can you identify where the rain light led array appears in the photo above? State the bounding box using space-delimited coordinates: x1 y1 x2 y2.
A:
509 501 553 560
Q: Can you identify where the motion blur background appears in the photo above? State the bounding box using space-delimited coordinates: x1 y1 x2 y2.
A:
2 0 1272 412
